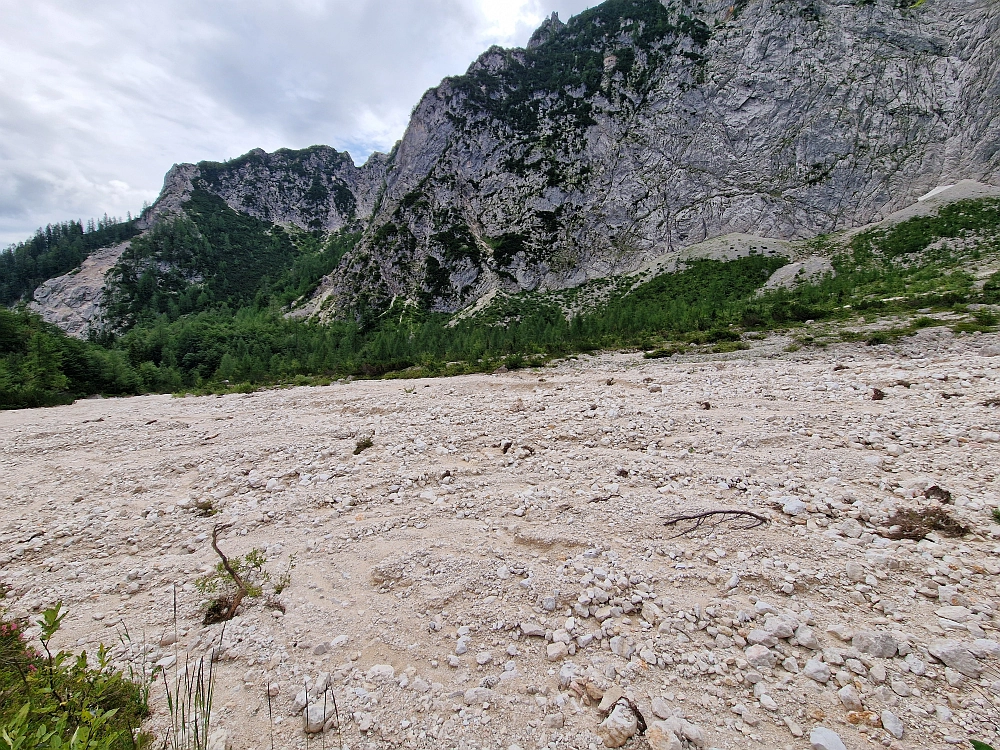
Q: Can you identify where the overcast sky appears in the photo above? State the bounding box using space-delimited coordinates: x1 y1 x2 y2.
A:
0 0 598 246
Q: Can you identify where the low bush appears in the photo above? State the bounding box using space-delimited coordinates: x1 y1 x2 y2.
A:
0 603 150 750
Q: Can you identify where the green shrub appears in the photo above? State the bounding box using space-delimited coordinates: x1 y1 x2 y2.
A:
0 604 150 750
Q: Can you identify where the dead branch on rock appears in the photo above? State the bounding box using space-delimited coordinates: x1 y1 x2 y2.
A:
663 509 768 538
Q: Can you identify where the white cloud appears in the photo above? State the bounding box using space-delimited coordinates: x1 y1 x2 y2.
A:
0 0 597 246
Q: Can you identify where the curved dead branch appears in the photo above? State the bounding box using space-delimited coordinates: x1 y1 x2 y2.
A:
663 509 769 538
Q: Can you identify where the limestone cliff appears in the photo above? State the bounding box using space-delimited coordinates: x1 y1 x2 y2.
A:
316 0 999 317
23 0 1000 331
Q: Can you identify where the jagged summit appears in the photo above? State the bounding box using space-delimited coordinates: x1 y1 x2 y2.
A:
527 11 565 49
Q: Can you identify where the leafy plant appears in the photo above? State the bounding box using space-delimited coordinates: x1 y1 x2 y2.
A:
0 606 150 750
196 525 290 623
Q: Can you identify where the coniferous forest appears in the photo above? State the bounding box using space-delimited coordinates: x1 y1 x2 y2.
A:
1 195 998 409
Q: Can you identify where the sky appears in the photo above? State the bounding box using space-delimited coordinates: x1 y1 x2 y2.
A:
0 0 598 247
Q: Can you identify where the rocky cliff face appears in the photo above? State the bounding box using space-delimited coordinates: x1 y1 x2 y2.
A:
27 0 1000 331
312 0 999 317
149 145 388 233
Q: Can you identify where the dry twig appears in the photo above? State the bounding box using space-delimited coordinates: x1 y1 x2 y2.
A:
663 509 768 537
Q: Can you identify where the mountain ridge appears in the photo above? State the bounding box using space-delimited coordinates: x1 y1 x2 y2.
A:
9 0 1000 338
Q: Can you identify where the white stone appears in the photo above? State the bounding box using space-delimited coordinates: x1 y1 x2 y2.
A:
597 702 638 748
810 726 847 750
880 710 904 739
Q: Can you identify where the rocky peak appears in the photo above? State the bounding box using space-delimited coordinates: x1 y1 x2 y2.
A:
527 11 565 49
306 0 999 320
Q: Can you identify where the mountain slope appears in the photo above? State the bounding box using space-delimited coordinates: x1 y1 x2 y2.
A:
10 0 1000 338
307 0 999 318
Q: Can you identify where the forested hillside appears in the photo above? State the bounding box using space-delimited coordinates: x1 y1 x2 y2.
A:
2 194 999 409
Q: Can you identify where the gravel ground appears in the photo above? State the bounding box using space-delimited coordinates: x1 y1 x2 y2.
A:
2 329 1000 750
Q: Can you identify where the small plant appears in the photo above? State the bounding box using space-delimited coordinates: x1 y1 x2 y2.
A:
162 651 218 750
353 436 373 455
991 507 1000 525
193 499 215 517
271 554 297 595
196 525 289 624
0 605 150 750
971 741 996 750
973 309 998 326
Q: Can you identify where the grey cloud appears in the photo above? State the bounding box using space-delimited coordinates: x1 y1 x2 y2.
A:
0 0 596 246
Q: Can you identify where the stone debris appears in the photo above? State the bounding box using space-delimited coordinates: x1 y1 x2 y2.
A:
1 337 1000 749
597 701 638 748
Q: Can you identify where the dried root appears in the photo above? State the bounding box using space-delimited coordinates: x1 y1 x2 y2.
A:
663 509 769 538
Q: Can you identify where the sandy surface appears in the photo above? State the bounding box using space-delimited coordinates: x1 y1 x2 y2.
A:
3 330 1000 750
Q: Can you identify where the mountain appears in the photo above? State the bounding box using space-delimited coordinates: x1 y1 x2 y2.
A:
4 0 1000 355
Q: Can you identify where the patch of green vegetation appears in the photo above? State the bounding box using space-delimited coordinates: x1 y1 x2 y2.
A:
0 216 140 306
0 307 143 409
851 198 1000 260
447 0 710 137
1 603 151 750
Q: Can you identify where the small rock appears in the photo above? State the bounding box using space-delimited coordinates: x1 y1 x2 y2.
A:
598 685 626 713
845 562 865 582
794 624 820 650
543 713 565 728
365 664 395 682
521 621 545 638
476 651 493 665
744 644 777 669
826 623 852 642
304 703 335 733
597 702 638 748
852 630 898 658
889 678 911 697
463 687 496 705
928 639 983 678
646 723 683 750
642 601 664 624
935 605 972 623
880 709 904 739
546 642 569 661
810 726 847 750
782 498 807 516
764 614 799 639
803 658 830 683
651 696 672 720
783 717 804 738
838 684 863 711
970 638 1000 659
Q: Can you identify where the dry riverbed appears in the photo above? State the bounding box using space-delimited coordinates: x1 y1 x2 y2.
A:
3 329 1000 750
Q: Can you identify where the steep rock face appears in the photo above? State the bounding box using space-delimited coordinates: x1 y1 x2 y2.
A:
28 241 133 336
194 146 389 231
147 145 389 233
314 0 999 317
